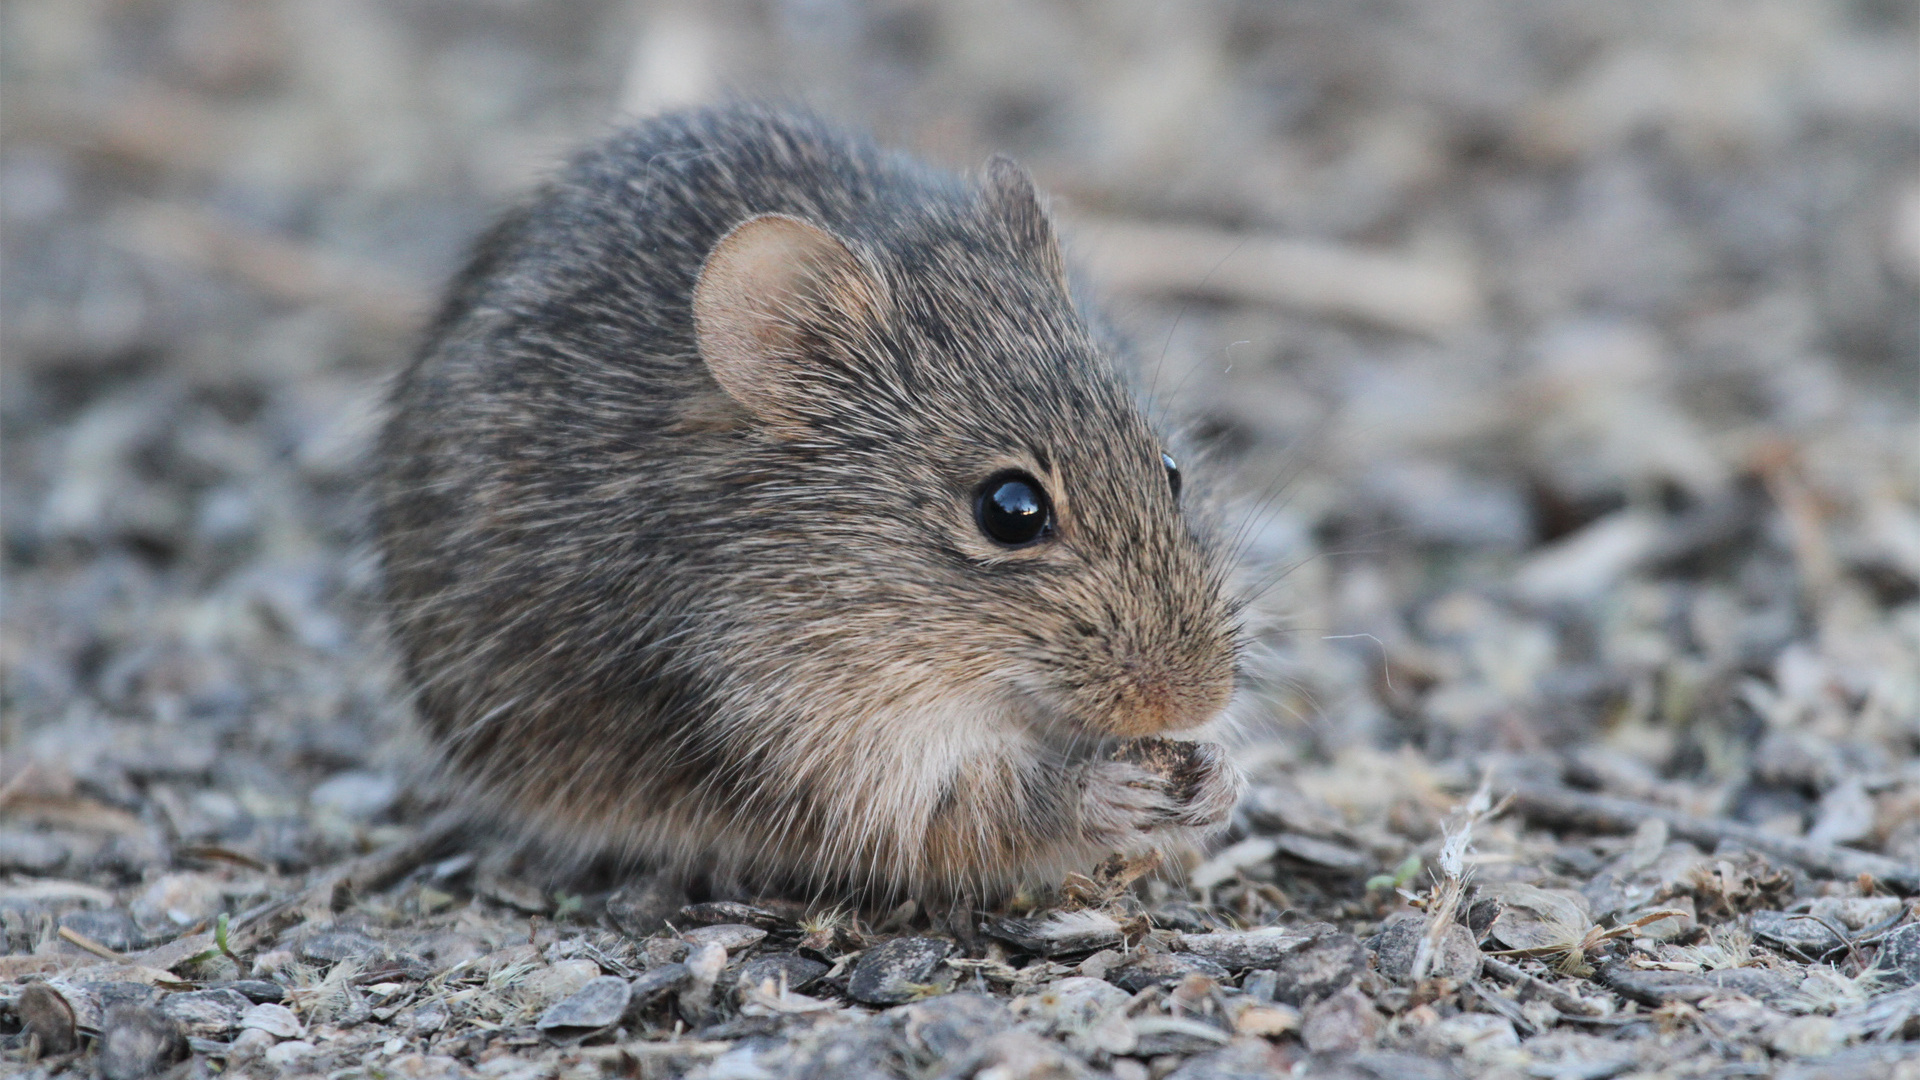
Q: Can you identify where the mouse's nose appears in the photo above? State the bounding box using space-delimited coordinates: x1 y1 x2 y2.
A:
1102 654 1234 737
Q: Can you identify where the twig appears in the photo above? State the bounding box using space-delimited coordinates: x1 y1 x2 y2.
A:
1480 956 1605 1017
230 810 468 948
57 926 129 963
1505 784 1920 892
581 1040 734 1061
1067 216 1483 336
111 199 431 336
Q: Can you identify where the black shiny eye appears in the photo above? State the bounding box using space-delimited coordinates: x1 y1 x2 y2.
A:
975 471 1052 546
1162 452 1182 500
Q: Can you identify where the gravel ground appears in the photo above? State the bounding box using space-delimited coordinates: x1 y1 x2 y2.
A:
3 2 1918 1078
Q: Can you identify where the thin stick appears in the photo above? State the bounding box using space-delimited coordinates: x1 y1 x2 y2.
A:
582 1040 734 1061
1506 784 1920 892
1480 956 1605 1017
57 926 129 963
1069 216 1482 336
230 809 469 948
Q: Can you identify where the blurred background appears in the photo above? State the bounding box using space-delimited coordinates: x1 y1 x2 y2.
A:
3 0 1917 881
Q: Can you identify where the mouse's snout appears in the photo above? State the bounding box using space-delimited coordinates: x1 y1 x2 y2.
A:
1087 641 1236 738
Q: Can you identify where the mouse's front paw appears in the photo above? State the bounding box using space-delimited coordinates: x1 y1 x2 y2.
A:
1107 737 1242 830
1076 759 1180 849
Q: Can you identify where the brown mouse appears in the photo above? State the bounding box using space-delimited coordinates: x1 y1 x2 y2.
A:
376 104 1244 905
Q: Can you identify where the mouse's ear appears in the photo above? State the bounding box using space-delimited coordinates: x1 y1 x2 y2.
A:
983 155 1069 295
693 213 886 425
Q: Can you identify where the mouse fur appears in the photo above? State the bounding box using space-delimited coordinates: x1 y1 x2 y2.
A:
376 104 1244 905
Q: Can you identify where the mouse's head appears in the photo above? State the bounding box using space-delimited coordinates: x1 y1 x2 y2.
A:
689 158 1238 747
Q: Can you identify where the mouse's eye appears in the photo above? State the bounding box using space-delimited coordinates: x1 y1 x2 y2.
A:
1162 452 1182 501
976 471 1053 546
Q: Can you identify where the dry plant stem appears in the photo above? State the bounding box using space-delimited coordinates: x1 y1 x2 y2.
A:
1068 216 1483 336
1480 956 1605 1017
113 199 430 336
231 810 468 945
57 925 130 963
1507 784 1920 892
581 1041 735 1062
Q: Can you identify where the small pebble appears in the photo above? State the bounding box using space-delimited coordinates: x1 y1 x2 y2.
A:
682 923 767 951
847 936 954 1004
159 987 250 1038
1873 923 1920 988
1299 987 1382 1054
15 983 78 1056
735 953 829 995
536 976 631 1039
605 878 688 937
97 1004 190 1080
265 1038 318 1068
1369 914 1483 983
239 1001 305 1039
1103 951 1230 994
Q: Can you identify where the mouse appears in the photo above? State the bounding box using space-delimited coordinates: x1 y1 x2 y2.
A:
375 104 1245 905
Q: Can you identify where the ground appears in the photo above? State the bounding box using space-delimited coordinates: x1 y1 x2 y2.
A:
3 1 1918 1078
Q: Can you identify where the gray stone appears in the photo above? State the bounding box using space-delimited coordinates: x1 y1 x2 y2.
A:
537 975 631 1040
1597 961 1798 1007
0 830 70 874
629 962 692 1005
637 936 691 966
677 900 794 930
1807 895 1904 932
1269 931 1368 1005
1271 833 1375 872
98 1004 190 1080
297 929 386 964
1871 923 1920 988
682 923 767 951
308 770 397 821
1130 1014 1234 1056
895 992 1011 1060
1750 910 1847 960
214 980 286 1004
239 1001 305 1039
606 878 688 938
264 1039 317 1069
847 937 955 1005
1164 1039 1290 1080
1241 969 1279 1002
14 983 77 1056
790 1021 900 1080
1174 923 1330 969
58 908 146 952
1348 1051 1463 1080
158 988 250 1038
405 999 449 1034
1369 914 1483 983
987 911 1124 956
1104 950 1230 993
1300 986 1382 1054
735 953 829 995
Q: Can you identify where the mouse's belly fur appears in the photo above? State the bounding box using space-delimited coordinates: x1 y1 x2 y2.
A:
424 685 1228 902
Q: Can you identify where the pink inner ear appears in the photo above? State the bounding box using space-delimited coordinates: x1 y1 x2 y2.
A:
691 213 881 424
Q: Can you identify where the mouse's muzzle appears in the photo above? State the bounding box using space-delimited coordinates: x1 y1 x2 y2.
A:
1096 648 1236 737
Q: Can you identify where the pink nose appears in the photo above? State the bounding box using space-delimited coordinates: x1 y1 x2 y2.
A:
1105 668 1232 738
